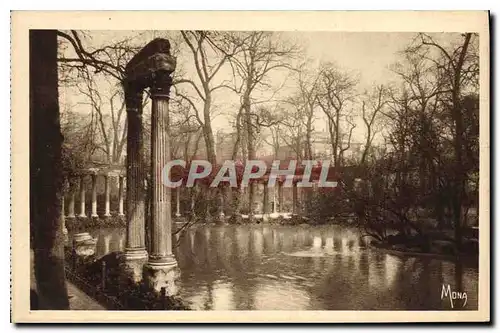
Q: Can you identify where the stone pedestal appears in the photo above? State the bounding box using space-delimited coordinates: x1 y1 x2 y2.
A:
73 232 97 259
143 262 180 296
121 248 148 283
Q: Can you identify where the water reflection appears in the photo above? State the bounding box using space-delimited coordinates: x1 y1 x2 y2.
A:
85 224 478 310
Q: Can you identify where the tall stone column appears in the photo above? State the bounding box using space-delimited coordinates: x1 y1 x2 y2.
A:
218 186 225 220
79 175 86 218
175 187 181 218
122 86 148 282
67 183 76 218
118 175 125 216
262 181 269 221
144 69 178 294
272 187 277 214
104 174 111 217
91 173 98 217
60 195 67 234
278 180 284 214
292 181 298 215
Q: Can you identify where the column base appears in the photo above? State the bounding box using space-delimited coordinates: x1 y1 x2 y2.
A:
67 214 76 218
91 213 99 218
121 248 148 283
73 232 97 259
104 213 112 217
118 213 125 217
78 214 87 218
144 256 179 295
175 213 181 217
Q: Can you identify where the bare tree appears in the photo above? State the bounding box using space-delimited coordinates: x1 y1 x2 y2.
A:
316 62 359 168
222 31 300 216
360 84 389 166
412 33 478 250
174 31 245 165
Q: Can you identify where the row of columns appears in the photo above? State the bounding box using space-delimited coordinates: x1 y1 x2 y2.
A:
65 174 125 218
171 180 312 219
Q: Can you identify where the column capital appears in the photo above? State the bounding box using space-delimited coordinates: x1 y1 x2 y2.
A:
150 70 173 99
125 38 176 95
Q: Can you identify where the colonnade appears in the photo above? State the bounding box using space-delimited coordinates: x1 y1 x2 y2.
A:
172 180 314 220
64 172 125 219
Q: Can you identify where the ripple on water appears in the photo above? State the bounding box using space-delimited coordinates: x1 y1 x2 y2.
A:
284 250 340 257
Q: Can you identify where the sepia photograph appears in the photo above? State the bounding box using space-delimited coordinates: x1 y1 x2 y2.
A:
11 11 490 323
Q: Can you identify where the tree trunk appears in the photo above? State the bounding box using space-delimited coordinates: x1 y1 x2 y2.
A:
30 30 70 310
451 33 472 253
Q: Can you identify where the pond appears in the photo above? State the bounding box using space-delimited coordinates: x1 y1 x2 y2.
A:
87 224 478 310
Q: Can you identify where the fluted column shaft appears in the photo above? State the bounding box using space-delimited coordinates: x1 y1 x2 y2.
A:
175 187 181 217
125 89 147 253
104 174 111 217
91 174 98 217
263 182 269 215
219 186 225 218
60 195 67 234
79 175 86 217
67 183 76 218
118 175 125 216
292 181 298 215
278 181 284 213
148 73 175 265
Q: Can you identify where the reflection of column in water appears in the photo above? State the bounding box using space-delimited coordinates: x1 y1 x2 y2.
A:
261 227 270 253
312 236 322 250
312 256 321 271
352 235 359 251
235 228 249 258
368 252 382 290
384 254 400 288
217 228 227 263
253 229 263 257
341 237 349 254
272 229 279 251
324 237 334 254
189 230 195 252
350 235 361 269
